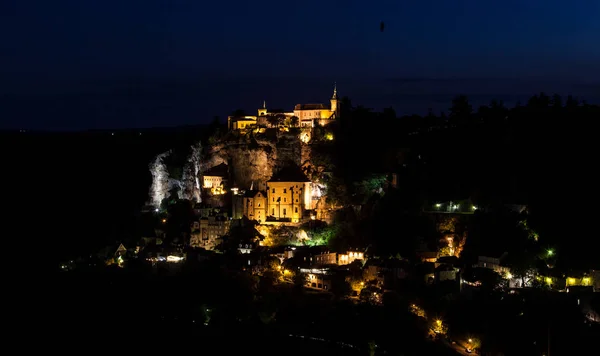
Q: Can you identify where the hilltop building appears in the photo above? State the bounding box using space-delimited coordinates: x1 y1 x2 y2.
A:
227 84 340 131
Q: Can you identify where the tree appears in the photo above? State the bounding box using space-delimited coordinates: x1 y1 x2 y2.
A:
292 271 307 293
266 114 285 128
258 270 278 294
290 116 299 127
331 275 352 299
448 95 472 125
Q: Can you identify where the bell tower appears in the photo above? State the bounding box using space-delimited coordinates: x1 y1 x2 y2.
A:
258 100 267 116
330 82 339 117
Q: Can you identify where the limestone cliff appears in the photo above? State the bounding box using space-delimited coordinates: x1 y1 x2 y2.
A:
203 129 309 190
148 128 316 206
148 142 202 208
181 142 202 203
148 150 172 207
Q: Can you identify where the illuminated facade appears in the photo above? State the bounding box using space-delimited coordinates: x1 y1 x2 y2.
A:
314 250 365 266
266 165 312 222
239 165 312 223
227 84 340 130
202 163 228 195
190 214 230 250
242 190 267 223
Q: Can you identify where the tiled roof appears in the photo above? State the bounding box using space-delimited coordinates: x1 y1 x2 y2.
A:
294 103 327 110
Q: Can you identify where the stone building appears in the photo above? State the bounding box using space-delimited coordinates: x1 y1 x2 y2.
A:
202 163 228 195
242 190 267 223
227 84 339 130
190 213 230 250
266 165 312 222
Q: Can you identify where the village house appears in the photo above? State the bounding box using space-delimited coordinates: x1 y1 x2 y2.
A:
314 250 365 266
190 212 230 250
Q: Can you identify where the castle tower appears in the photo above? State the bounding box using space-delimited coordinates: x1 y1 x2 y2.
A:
330 82 339 117
258 100 267 116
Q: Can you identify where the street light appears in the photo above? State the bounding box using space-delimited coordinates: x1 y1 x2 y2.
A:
547 249 554 257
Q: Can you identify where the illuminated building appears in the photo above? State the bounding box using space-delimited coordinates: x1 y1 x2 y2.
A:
266 165 312 222
190 213 230 250
306 273 331 291
314 250 365 266
227 84 340 130
242 190 267 223
202 163 228 195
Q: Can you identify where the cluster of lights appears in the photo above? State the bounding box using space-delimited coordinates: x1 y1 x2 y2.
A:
433 203 478 211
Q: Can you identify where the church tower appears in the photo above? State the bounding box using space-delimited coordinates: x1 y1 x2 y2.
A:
258 100 267 116
330 83 339 117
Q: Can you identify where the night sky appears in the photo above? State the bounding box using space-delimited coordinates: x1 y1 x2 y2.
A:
2 0 599 130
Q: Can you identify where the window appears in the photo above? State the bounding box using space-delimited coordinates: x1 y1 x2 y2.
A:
295 199 298 203
284 198 287 202
272 188 275 193
295 207 298 213
283 208 287 215
257 203 260 207
272 209 275 215
283 189 287 193
273 198 275 202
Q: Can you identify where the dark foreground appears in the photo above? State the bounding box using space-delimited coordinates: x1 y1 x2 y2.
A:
42 265 458 356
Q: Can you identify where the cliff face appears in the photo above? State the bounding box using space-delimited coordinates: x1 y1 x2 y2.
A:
148 129 313 205
181 142 202 203
148 150 172 207
204 130 308 190
148 142 202 208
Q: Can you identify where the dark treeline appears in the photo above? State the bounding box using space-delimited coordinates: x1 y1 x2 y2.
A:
320 93 600 268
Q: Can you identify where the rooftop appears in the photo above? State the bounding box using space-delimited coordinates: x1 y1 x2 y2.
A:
294 103 327 110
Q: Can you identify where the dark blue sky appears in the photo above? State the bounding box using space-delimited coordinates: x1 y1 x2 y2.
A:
1 0 599 130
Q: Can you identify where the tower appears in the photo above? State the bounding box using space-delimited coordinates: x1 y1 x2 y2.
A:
258 100 267 116
330 82 339 117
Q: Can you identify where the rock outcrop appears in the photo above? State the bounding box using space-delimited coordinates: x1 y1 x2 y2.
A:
148 142 203 208
203 130 308 190
148 129 316 206
148 151 172 207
